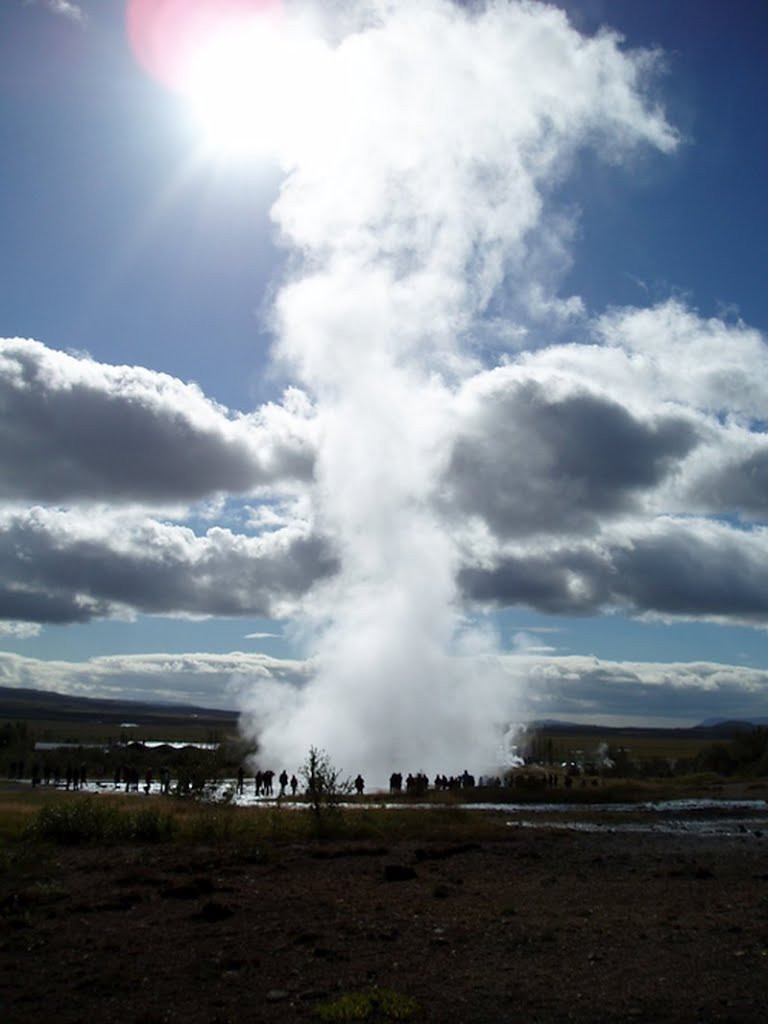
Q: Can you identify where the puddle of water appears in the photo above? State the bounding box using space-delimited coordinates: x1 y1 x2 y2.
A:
508 817 768 837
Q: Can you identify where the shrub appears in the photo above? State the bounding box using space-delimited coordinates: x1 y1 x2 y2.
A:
301 747 353 837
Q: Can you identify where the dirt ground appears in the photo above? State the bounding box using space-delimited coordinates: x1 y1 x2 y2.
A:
2 825 768 1023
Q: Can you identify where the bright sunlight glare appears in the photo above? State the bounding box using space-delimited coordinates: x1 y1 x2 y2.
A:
179 18 292 161
127 0 327 164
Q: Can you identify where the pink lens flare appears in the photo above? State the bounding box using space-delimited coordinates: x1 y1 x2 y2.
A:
126 0 283 92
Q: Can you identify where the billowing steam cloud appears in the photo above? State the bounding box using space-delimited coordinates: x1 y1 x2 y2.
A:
239 0 677 783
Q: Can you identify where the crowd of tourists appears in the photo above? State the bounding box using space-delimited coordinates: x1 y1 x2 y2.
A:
9 759 599 798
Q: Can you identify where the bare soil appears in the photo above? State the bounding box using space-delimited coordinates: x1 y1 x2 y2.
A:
2 828 768 1023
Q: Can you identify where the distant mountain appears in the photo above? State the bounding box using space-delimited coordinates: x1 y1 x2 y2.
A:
0 685 238 729
695 717 768 730
529 719 761 739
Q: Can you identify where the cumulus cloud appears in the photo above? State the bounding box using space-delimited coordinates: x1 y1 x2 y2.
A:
444 372 698 539
461 518 768 628
0 339 315 504
445 299 768 628
0 507 336 623
0 621 41 639
3 310 768 633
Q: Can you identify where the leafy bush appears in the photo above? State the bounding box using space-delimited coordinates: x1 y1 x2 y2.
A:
301 747 353 837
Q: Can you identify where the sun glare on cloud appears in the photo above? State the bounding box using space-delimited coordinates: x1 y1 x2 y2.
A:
126 0 321 162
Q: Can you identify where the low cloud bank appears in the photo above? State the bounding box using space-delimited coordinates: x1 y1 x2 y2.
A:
2 649 766 734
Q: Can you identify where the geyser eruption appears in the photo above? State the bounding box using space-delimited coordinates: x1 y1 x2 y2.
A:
240 0 676 783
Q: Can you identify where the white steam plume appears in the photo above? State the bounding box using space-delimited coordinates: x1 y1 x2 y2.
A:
239 0 676 784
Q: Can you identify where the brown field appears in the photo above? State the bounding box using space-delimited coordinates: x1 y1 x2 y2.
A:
536 728 716 764
27 719 236 745
2 785 768 1023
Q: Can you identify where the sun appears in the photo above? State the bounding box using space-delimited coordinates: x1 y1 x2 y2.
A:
180 16 290 159
126 0 303 161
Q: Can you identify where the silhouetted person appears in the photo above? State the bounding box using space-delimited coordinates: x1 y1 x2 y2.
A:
290 774 298 796
354 774 364 795
279 769 288 796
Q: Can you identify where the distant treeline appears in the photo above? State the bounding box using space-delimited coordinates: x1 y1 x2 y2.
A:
522 724 768 779
692 727 768 777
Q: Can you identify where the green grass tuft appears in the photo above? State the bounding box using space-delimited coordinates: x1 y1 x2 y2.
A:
25 798 176 845
314 987 419 1022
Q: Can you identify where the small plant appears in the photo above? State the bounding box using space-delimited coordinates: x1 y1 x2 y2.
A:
300 747 353 837
315 987 419 1022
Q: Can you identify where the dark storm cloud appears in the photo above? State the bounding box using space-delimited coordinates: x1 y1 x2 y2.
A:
688 447 768 518
0 584 109 624
461 518 768 626
0 339 315 503
610 522 768 621
444 379 698 537
459 545 610 615
0 509 337 623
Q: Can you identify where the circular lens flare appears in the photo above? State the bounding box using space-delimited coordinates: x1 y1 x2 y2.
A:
183 19 287 158
126 0 282 92
127 0 325 162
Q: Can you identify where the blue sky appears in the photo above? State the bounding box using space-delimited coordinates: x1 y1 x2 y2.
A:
2 0 768 764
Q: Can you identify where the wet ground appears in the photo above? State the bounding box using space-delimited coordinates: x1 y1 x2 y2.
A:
50 776 768 835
